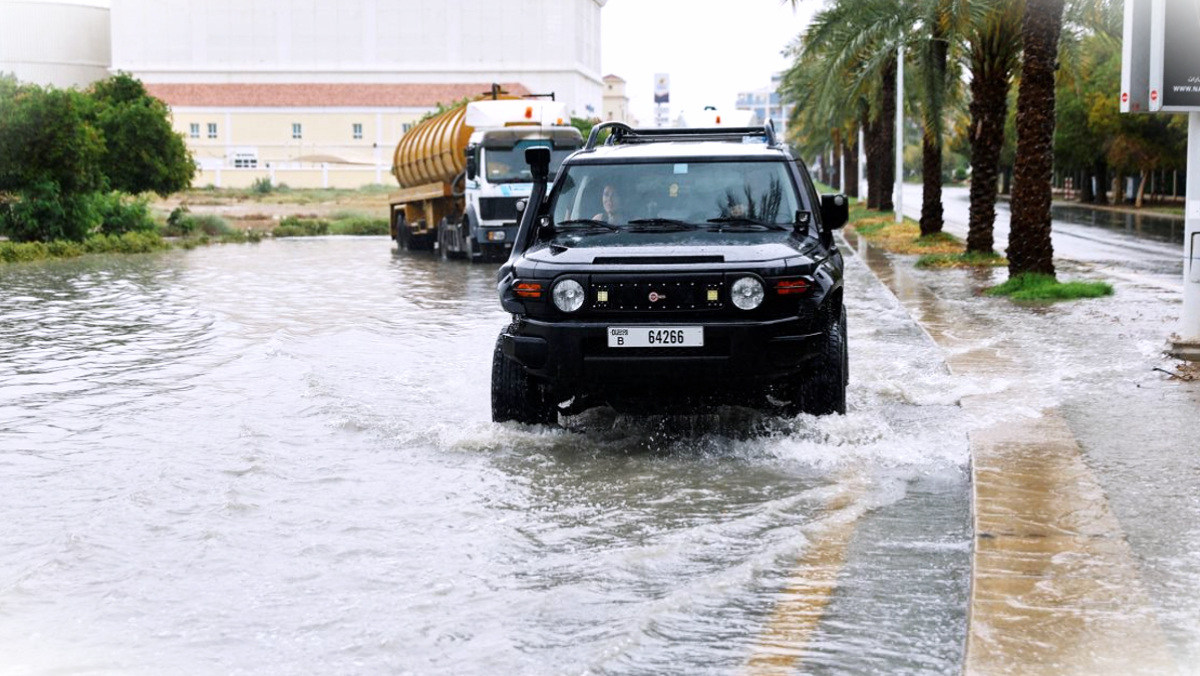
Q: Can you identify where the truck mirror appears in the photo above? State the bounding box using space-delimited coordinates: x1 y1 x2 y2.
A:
820 194 849 230
525 147 551 183
465 144 478 180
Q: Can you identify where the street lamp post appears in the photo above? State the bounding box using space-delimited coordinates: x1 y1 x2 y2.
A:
895 45 904 224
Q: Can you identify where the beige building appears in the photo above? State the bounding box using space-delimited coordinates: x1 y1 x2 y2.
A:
0 0 111 88
148 82 529 189
107 0 607 188
601 74 634 125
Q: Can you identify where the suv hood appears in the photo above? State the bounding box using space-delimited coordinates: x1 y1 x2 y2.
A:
525 236 814 267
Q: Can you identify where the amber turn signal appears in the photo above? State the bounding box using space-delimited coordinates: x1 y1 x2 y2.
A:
514 282 543 299
774 279 810 295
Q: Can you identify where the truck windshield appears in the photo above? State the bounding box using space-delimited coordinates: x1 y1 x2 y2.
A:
484 141 578 184
550 161 802 228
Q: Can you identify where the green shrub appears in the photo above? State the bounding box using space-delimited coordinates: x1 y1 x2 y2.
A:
218 229 264 244
330 215 389 236
0 182 100 242
94 192 158 236
162 206 231 237
84 231 169 254
273 216 329 237
986 273 1114 301
1 231 168 263
250 177 274 194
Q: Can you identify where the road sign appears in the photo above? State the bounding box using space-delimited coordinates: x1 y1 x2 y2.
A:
1121 0 1153 113
1149 0 1200 112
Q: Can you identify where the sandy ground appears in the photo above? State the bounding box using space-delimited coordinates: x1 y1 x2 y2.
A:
151 189 392 231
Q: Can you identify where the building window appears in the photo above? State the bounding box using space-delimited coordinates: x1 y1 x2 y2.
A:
352 123 363 140
188 123 199 138
206 123 218 139
233 157 258 169
401 122 413 133
292 123 302 139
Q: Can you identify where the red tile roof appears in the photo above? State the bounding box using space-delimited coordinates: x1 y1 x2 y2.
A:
144 82 532 108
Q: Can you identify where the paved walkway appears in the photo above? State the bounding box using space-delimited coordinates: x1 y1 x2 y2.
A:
846 231 1184 675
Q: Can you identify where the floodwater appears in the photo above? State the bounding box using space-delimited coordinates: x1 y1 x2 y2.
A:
1049 203 1187 246
0 239 978 675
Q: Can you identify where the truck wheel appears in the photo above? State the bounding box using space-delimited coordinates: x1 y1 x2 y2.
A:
491 332 557 425
799 309 847 415
438 221 450 260
395 213 410 249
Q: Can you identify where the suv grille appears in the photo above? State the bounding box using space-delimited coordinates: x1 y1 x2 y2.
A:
589 274 725 313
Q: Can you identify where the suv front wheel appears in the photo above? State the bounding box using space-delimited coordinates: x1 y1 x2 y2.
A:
779 307 847 416
491 331 558 425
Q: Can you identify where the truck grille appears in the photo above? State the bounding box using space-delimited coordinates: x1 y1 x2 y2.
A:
479 197 522 221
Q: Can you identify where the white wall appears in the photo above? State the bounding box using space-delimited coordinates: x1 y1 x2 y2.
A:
0 0 111 88
110 0 605 116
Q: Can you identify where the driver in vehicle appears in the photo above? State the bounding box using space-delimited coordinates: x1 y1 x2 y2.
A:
592 184 626 224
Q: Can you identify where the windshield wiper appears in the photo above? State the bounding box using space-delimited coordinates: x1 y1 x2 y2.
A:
626 218 697 231
705 217 788 231
555 218 620 232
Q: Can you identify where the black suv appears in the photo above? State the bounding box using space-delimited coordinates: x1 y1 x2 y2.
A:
491 123 847 424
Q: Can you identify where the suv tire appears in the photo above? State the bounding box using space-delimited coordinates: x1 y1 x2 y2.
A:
491 332 557 425
799 308 847 415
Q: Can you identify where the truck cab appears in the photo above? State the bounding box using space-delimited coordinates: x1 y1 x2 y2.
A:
455 124 582 262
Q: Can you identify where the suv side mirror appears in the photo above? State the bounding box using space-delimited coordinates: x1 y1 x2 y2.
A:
820 194 849 230
465 144 478 180
525 147 551 183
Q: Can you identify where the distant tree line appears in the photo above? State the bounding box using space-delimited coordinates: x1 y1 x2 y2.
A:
0 73 194 242
781 0 1187 281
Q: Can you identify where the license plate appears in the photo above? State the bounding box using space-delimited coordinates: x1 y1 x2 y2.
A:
607 326 704 348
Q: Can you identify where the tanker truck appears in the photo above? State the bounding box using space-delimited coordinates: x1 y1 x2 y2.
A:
389 93 583 262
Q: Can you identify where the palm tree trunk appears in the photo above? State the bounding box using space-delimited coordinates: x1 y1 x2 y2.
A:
878 54 897 212
967 64 1011 255
844 133 859 198
1008 0 1063 278
920 33 948 236
864 109 881 209
920 135 944 235
1093 159 1108 204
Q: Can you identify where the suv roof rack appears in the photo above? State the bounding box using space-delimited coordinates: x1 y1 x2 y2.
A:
584 120 779 151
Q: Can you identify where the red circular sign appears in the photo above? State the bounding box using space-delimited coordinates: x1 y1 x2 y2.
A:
1151 90 1159 101
1122 92 1129 103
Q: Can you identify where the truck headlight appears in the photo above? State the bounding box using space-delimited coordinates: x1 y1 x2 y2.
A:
552 279 585 312
731 276 764 310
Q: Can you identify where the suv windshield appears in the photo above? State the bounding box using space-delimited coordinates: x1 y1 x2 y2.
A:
550 160 802 229
485 141 578 183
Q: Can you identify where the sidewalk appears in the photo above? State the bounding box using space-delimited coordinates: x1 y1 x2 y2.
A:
844 229 1197 675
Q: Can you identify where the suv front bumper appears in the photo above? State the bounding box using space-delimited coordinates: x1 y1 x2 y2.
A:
502 315 823 393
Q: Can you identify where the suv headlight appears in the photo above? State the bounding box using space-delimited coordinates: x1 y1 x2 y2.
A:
731 276 764 310
552 279 585 312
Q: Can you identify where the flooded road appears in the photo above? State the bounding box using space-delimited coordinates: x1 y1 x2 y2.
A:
1 239 978 675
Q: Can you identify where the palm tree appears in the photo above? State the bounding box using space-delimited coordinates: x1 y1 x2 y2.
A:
963 0 1023 255
916 0 974 236
784 0 915 211
1008 0 1065 277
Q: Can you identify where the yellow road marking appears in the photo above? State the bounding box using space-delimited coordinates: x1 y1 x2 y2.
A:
744 473 868 676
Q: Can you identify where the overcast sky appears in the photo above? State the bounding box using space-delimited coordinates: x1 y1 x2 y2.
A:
599 0 821 124
36 0 819 122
